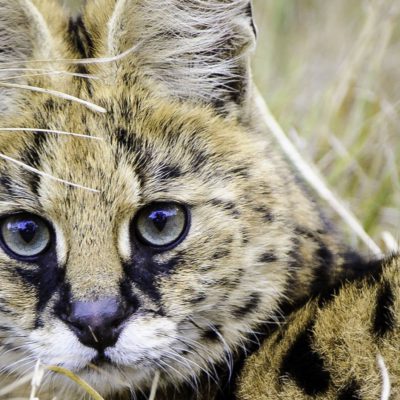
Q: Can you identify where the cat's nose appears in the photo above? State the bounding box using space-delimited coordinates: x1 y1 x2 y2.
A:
61 298 132 351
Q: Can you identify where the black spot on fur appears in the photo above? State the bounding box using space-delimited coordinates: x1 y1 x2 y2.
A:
338 380 362 400
22 133 48 168
114 128 136 151
309 244 334 295
189 293 207 304
191 149 209 170
210 199 241 218
253 205 274 222
280 322 331 396
0 174 13 195
229 166 249 178
258 251 277 263
202 324 222 342
67 16 94 85
21 133 50 195
157 163 182 180
68 16 94 59
0 304 10 314
232 292 260 318
212 248 231 260
373 280 396 337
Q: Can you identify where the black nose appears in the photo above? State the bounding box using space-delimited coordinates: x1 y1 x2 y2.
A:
61 298 131 351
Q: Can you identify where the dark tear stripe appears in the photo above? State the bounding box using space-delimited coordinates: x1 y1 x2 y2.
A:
373 280 396 337
119 278 142 314
232 292 261 318
337 380 362 400
13 246 65 328
280 321 331 396
122 251 182 304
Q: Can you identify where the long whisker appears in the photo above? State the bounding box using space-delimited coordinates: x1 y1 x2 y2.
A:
0 68 99 80
0 43 140 67
0 153 100 193
0 82 106 114
0 128 103 141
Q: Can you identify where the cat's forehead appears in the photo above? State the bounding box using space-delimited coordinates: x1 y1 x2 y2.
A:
0 92 253 219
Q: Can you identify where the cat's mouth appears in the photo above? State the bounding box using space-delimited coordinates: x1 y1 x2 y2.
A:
90 352 114 367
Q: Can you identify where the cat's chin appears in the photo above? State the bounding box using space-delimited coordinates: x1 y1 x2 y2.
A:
43 361 155 397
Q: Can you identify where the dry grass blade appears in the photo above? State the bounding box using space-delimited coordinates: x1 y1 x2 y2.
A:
254 89 383 257
0 374 34 397
46 366 105 400
148 371 160 400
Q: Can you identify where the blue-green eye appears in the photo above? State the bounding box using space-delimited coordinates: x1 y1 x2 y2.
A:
134 203 189 248
0 214 51 259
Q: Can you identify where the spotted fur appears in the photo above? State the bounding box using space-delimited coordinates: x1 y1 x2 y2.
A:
0 1 390 399
236 255 400 400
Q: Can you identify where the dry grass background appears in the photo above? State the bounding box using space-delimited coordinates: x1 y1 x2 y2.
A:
62 0 400 250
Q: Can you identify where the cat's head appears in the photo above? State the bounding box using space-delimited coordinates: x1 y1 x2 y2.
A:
0 0 339 396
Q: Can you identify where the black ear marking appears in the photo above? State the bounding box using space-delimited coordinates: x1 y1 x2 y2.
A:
246 1 258 38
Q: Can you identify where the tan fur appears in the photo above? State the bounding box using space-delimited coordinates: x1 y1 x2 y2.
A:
0 1 387 399
237 256 400 400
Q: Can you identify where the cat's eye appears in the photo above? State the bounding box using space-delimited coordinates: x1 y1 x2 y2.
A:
0 214 51 259
134 203 190 249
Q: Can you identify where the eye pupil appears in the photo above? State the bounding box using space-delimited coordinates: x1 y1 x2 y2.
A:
0 214 51 259
149 211 169 232
12 221 37 244
135 203 189 248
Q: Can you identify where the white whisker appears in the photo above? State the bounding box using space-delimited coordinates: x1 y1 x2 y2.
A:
0 153 100 193
0 43 140 67
0 82 106 114
0 68 99 80
0 128 103 141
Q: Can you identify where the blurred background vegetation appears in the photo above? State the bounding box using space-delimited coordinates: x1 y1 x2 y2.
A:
62 0 399 252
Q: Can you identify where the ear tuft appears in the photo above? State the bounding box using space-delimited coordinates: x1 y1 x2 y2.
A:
106 0 257 114
0 0 57 114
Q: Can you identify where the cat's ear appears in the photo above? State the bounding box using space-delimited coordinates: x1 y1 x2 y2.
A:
0 0 60 114
101 0 257 116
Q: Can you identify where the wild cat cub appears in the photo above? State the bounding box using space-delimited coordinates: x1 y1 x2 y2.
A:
0 0 384 399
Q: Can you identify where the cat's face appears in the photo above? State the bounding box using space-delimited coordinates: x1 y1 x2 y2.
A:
0 85 294 394
0 0 336 396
